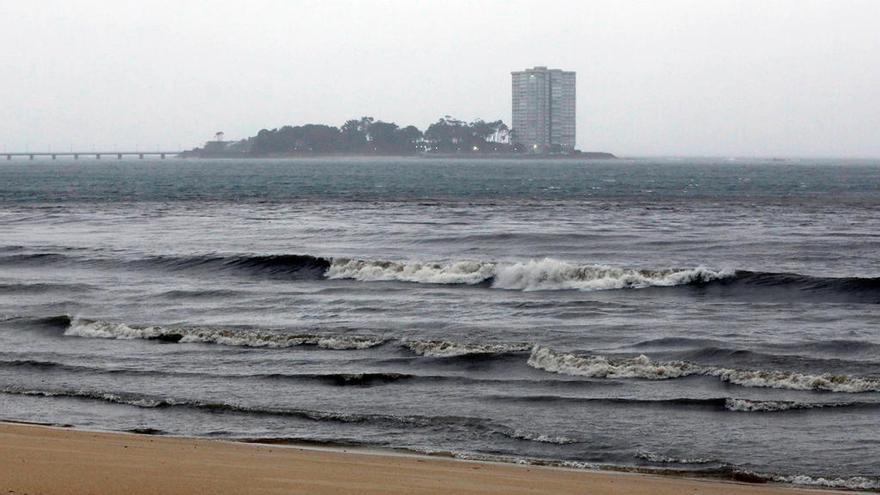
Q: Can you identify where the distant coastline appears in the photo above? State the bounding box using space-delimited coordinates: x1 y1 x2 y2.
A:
420 151 616 159
181 116 615 159
180 151 617 160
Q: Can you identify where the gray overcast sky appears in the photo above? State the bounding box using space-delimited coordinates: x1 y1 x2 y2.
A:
1 0 878 157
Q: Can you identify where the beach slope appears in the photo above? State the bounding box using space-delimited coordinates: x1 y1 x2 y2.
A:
0 422 845 495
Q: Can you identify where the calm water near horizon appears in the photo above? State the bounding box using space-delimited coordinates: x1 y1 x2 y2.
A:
1 157 879 490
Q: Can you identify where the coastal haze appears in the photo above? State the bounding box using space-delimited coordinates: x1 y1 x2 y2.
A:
1 0 879 157
2 1 880 494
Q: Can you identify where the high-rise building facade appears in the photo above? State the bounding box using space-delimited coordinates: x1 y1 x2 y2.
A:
511 66 576 152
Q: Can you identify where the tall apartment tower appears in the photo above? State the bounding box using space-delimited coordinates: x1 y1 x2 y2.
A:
511 66 576 152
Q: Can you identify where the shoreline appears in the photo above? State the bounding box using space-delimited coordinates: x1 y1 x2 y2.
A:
0 422 852 494
179 151 618 159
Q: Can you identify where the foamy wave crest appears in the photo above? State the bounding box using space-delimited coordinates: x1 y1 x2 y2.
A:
327 257 732 292
404 340 532 358
527 346 701 379
723 398 841 412
492 259 731 291
326 259 495 285
709 368 880 393
65 319 166 340
12 388 167 408
508 429 576 445
65 318 384 350
315 336 387 350
636 451 717 464
529 346 880 393
774 474 880 490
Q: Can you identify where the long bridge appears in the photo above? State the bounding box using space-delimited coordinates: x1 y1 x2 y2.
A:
4 151 183 160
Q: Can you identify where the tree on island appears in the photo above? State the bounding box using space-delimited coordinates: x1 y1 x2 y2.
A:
208 115 518 156
424 117 510 153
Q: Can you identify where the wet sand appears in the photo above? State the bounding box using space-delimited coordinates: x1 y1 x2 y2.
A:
0 422 845 495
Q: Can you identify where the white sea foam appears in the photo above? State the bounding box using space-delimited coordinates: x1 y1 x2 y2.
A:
65 319 164 340
774 474 880 490
558 460 600 470
404 340 531 358
326 259 495 285
509 429 576 445
492 259 731 291
326 257 733 292
709 368 880 393
636 451 716 464
723 398 828 412
316 335 385 350
527 346 701 379
528 346 880 393
65 318 384 350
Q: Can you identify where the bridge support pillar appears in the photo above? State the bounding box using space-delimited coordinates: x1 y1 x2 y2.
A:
74 154 79 160
117 153 122 160
96 154 101 159
29 155 34 160
139 154 144 159
52 154 57 160
5 155 10 160
160 153 166 159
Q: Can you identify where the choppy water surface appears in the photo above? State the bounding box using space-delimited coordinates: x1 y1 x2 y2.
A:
1 157 879 490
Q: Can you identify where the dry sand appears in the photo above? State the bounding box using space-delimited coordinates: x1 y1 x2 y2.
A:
0 422 847 495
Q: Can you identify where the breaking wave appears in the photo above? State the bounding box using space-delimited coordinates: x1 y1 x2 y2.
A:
2 249 878 300
403 340 532 358
773 474 880 491
492 261 730 291
528 346 880 393
327 259 495 285
528 346 701 380
722 398 866 412
64 318 385 350
636 451 717 464
328 257 731 291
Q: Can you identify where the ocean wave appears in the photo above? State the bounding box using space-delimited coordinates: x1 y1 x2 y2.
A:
327 257 732 292
128 253 332 280
1 387 391 421
2 249 877 300
0 358 424 387
636 451 717 464
0 386 569 445
487 394 878 413
327 259 495 285
528 346 880 393
0 358 95 373
316 335 385 350
773 474 880 490
213 254 331 277
8 388 169 408
0 282 95 294
527 346 701 380
422 449 879 491
722 398 858 412
506 429 576 445
403 340 532 358
303 372 413 386
0 252 69 265
491 260 731 291
64 318 385 350
323 256 878 300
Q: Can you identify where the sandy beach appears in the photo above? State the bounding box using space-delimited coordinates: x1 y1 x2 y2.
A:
0 422 849 495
